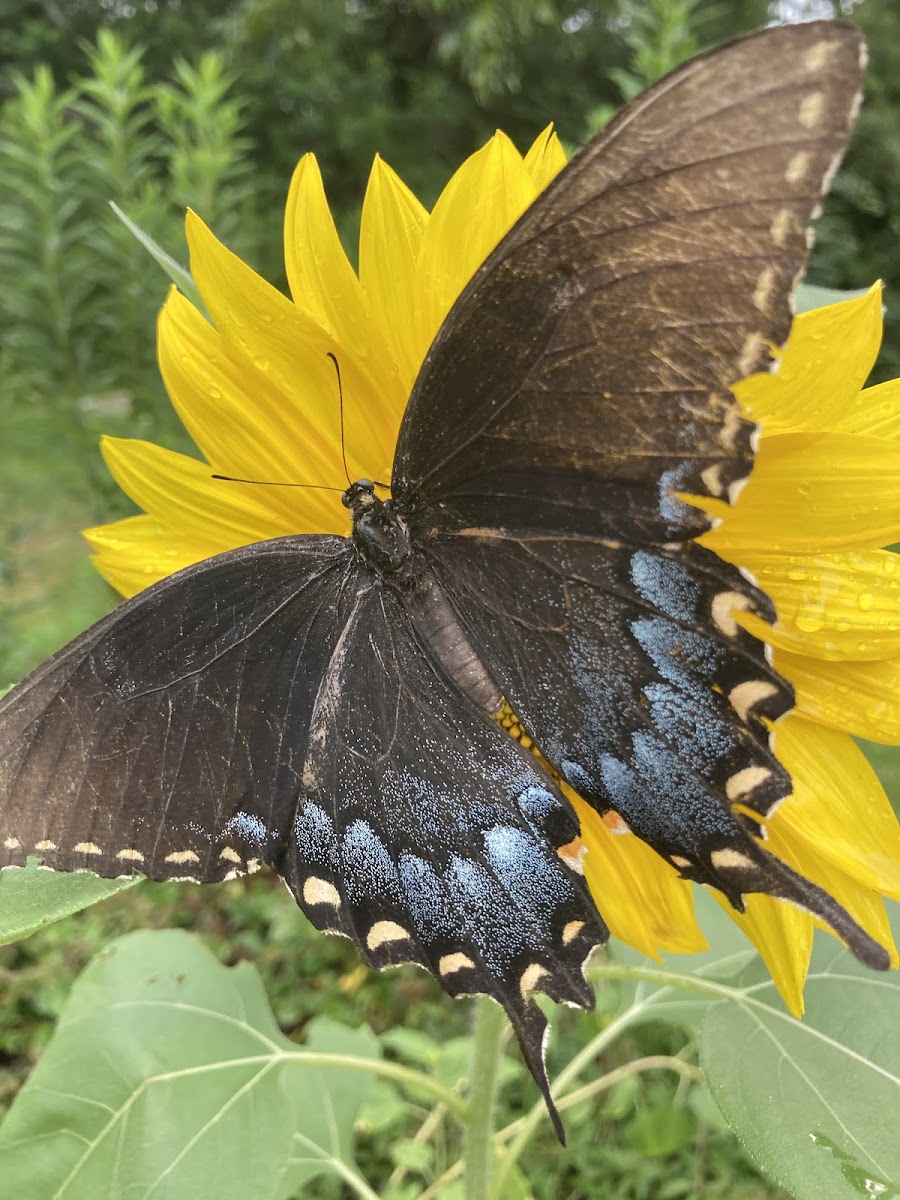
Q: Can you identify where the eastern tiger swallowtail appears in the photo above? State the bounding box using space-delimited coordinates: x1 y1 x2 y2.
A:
0 20 886 1138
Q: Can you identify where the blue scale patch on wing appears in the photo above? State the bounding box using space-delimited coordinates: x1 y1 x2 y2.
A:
277 581 607 1139
424 532 890 969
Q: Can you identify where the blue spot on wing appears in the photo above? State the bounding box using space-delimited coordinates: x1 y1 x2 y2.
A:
293 802 337 870
342 819 401 904
630 550 702 623
224 811 268 848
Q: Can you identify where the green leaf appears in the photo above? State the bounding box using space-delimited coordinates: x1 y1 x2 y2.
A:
0 929 381 1200
0 860 138 946
625 1105 695 1157
702 930 900 1200
108 201 206 314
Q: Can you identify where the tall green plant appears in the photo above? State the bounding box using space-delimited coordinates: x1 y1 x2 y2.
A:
0 66 96 405
156 53 257 259
73 31 171 414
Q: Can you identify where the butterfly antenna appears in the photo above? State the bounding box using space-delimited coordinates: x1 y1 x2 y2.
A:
326 351 353 487
211 474 344 492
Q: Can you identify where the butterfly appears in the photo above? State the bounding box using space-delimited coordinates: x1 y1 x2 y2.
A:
0 20 886 1139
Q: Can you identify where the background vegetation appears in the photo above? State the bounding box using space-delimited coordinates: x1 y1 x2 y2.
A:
0 1 897 1196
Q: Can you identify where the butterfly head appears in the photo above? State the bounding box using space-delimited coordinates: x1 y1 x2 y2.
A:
341 478 377 513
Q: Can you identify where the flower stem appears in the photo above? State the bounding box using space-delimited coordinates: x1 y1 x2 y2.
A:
464 997 507 1200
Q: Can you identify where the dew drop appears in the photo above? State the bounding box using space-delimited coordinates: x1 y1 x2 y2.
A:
253 357 270 372
795 609 824 633
797 482 811 497
787 566 808 582
208 386 222 399
858 591 874 611
835 618 851 632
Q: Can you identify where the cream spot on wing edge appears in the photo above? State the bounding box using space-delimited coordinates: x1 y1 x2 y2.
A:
562 920 585 945
366 920 410 950
725 766 774 802
34 840 57 851
710 847 757 872
671 855 692 869
74 842 103 855
116 848 145 863
729 680 779 722
519 962 549 999
753 265 778 316
711 591 754 638
439 952 475 976
737 332 768 379
3 837 21 850
165 849 200 865
798 91 825 129
219 847 242 863
770 208 798 248
302 876 341 907
803 40 836 72
701 463 725 498
785 151 810 186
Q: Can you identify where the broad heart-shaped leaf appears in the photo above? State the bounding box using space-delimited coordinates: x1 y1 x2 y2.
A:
0 929 380 1200
702 912 900 1200
0 860 138 946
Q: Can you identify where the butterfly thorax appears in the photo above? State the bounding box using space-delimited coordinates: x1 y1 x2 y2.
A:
343 479 413 578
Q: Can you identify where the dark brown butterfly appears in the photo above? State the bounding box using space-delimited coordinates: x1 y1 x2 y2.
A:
0 20 883 1138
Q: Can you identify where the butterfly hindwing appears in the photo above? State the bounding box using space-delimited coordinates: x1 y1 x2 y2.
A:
394 22 864 543
0 537 354 880
422 530 890 969
277 578 606 1135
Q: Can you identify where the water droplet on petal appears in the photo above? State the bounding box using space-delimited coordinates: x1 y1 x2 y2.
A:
795 609 824 633
797 483 811 497
858 591 874 611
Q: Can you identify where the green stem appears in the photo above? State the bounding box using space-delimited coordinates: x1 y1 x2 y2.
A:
464 997 507 1200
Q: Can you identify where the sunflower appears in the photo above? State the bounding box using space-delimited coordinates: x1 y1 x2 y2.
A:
84 129 900 1015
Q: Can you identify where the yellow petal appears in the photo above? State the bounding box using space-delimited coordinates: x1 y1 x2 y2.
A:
736 549 900 661
568 788 707 960
283 155 405 433
713 890 812 1017
764 813 898 970
836 376 900 440
701 431 900 556
359 155 429 395
776 649 900 743
186 210 395 484
84 514 220 598
771 716 900 898
413 132 538 362
523 124 567 189
158 290 344 535
733 285 882 434
99 437 292 552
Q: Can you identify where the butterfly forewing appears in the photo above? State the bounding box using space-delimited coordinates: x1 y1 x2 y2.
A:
394 21 865 542
0 539 354 880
